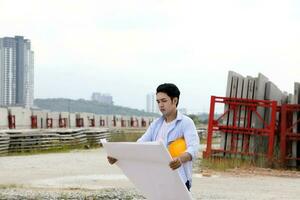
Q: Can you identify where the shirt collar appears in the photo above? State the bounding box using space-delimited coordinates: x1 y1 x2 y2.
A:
159 110 183 123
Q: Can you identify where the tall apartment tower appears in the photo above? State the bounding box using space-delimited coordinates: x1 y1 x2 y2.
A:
0 36 34 107
146 93 159 113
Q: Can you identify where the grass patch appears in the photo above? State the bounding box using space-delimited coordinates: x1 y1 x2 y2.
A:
0 184 22 189
3 144 88 157
200 137 220 144
200 157 264 171
109 131 145 142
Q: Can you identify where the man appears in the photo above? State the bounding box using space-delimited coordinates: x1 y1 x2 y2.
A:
107 83 200 191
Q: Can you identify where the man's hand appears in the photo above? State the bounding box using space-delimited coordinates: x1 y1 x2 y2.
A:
107 156 118 165
169 152 192 170
169 157 182 170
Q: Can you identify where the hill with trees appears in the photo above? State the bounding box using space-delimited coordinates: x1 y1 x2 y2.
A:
34 98 159 117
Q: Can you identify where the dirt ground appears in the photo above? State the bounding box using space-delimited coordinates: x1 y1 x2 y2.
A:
0 148 300 200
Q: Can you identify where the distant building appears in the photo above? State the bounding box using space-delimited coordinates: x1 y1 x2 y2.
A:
0 36 34 107
91 92 113 105
146 93 159 113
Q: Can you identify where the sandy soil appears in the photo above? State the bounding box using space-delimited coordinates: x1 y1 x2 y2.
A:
0 148 300 199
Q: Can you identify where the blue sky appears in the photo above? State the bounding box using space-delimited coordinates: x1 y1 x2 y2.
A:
1 0 300 113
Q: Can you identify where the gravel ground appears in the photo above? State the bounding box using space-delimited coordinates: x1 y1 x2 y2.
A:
0 188 145 200
1 148 300 200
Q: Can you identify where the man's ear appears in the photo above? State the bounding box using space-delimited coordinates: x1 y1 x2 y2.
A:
173 97 178 105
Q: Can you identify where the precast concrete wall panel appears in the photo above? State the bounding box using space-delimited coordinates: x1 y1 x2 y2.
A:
86 113 94 127
291 82 300 166
125 116 131 127
9 107 31 129
60 112 69 118
94 115 100 127
249 73 268 154
244 76 256 154
69 113 76 128
281 92 289 105
223 71 244 155
0 108 8 129
47 112 60 128
234 75 246 157
236 77 249 155
264 81 283 123
116 115 122 127
108 115 114 128
222 71 236 153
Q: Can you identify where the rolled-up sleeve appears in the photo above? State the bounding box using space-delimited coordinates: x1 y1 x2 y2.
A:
183 118 200 160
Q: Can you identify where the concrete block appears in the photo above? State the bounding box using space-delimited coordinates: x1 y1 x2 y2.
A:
47 112 60 128
0 107 8 129
8 107 31 129
69 113 76 128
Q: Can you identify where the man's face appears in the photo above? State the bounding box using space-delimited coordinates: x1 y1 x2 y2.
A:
156 92 177 116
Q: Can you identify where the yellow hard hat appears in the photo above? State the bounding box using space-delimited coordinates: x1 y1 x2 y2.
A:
168 138 187 158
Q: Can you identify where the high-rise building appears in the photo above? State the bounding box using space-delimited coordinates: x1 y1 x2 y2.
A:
91 92 113 105
146 93 159 113
0 36 34 107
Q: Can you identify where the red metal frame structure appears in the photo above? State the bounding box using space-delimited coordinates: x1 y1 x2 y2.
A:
31 115 38 129
8 114 16 129
59 118 67 128
280 104 300 165
204 96 277 161
47 118 53 128
112 116 117 127
76 118 84 127
89 118 95 127
100 118 105 127
121 117 126 127
141 118 147 127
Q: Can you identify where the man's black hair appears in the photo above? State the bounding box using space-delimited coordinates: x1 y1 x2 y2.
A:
156 83 180 107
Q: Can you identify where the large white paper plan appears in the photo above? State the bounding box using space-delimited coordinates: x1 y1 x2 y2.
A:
102 141 193 200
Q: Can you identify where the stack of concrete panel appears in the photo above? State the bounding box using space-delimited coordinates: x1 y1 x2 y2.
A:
84 128 110 145
222 71 286 158
0 131 9 154
53 129 74 146
70 129 87 145
8 107 31 129
31 110 47 129
56 129 87 146
6 129 61 152
0 108 8 129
